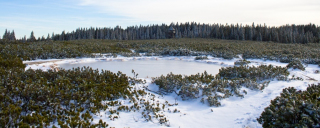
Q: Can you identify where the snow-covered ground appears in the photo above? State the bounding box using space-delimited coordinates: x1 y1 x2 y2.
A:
24 56 320 128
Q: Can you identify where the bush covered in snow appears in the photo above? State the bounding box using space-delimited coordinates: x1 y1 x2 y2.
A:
0 66 132 127
153 65 289 106
0 54 151 127
257 83 320 128
286 60 306 71
195 56 208 60
1 53 180 127
218 64 289 81
234 59 251 65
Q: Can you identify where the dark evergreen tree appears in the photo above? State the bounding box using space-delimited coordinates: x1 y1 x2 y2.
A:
2 29 16 41
10 30 16 41
2 29 8 40
46 33 51 41
28 31 36 42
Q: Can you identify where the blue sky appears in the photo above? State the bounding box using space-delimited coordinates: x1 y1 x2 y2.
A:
1 0 319 38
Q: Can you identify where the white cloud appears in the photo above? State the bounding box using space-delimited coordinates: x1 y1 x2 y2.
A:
78 0 320 26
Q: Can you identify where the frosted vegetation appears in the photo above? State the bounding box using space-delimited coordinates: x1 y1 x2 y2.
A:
258 83 320 127
0 36 319 127
152 65 290 106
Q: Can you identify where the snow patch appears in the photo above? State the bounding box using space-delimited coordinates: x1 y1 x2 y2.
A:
24 56 320 128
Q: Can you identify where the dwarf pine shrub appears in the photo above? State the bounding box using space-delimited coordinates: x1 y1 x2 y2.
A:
234 59 251 65
257 83 320 128
195 56 208 60
286 60 306 71
153 64 289 106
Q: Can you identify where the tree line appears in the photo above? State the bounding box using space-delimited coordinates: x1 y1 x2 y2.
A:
2 22 320 43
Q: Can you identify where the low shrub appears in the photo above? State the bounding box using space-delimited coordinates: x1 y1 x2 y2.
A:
234 59 251 65
286 60 305 71
257 83 320 128
195 56 208 60
153 65 289 106
218 64 289 81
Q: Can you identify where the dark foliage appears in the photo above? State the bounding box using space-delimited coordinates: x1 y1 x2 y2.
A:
234 59 251 65
4 22 320 44
0 37 318 126
286 60 306 70
257 83 320 128
195 56 208 60
0 55 133 127
153 65 289 106
1 39 320 65
219 65 289 81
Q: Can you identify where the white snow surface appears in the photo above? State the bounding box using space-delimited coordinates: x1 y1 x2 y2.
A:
24 56 320 128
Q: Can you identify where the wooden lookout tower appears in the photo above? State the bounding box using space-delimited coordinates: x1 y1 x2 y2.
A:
168 26 175 38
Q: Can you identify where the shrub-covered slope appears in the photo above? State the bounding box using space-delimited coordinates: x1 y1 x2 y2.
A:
1 38 320 64
152 65 290 106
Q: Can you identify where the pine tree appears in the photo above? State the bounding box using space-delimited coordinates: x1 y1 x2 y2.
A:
46 33 51 41
60 31 65 41
22 35 26 43
29 31 36 42
3 29 8 40
52 32 55 41
10 30 16 41
99 29 104 39
257 32 262 41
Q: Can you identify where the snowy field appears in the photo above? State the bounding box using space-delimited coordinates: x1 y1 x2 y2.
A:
24 56 320 128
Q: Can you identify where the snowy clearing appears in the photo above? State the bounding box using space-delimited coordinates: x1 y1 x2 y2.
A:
24 56 320 128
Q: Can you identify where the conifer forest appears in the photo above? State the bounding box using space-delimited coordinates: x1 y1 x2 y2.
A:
0 22 320 127
2 22 320 44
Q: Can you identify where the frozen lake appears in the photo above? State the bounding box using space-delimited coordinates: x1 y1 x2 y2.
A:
59 59 222 78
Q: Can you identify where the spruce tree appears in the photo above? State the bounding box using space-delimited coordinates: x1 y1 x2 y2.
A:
10 30 16 41
52 32 55 41
3 29 8 40
29 31 36 42
46 33 51 41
